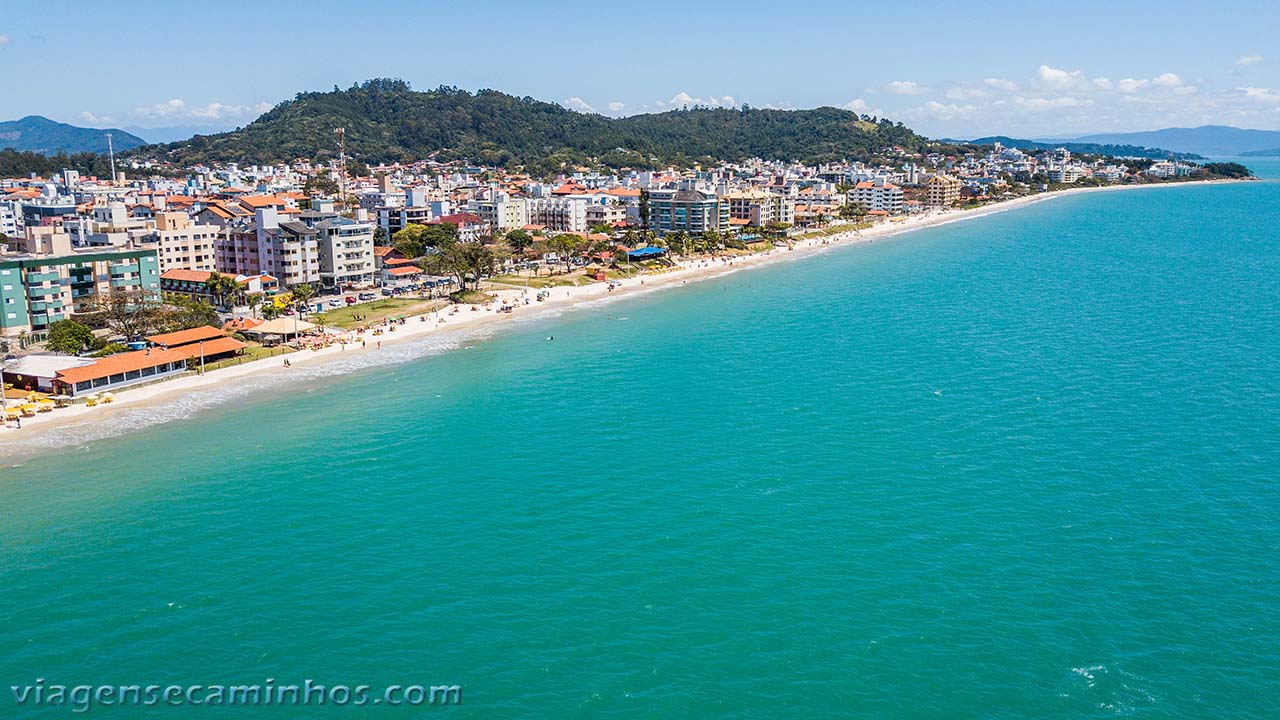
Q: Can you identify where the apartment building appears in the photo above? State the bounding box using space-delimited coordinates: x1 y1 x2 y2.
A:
849 180 905 214
647 184 729 235
1 231 160 337
723 190 795 226
926 174 963 207
469 195 529 233
300 202 377 289
153 211 219 273
214 208 320 287
527 197 588 233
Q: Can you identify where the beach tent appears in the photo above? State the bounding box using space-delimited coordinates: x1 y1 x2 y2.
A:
626 246 666 260
242 318 317 338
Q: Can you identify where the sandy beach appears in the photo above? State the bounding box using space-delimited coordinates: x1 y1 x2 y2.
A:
0 179 1242 456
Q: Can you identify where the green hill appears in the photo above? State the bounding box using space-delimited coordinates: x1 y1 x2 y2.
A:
136 79 926 173
965 135 1203 160
0 115 148 154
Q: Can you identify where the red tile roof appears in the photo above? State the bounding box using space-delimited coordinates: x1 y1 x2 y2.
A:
56 347 190 385
433 212 483 225
173 336 248 358
386 266 422 276
160 269 214 283
146 325 228 347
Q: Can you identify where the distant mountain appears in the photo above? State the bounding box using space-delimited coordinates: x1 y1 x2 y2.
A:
0 115 149 155
1062 126 1280 157
1239 147 1280 157
120 124 236 145
964 135 1202 160
134 79 928 173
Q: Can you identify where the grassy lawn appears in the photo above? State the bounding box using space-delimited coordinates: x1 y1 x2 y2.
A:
490 272 599 289
450 289 498 304
315 298 446 328
201 343 295 372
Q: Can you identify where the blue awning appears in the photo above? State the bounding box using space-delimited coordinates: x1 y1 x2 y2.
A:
627 246 666 258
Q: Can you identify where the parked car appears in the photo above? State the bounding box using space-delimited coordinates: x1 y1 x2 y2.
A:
358 292 377 301
345 296 357 304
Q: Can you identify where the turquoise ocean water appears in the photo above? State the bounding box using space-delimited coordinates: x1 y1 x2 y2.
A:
2 163 1278 718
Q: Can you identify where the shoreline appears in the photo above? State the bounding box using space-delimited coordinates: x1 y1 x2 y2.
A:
0 178 1244 460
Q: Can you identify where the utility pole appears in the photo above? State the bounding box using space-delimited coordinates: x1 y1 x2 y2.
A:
106 132 118 184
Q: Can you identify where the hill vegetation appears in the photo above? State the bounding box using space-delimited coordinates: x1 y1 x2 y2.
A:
134 79 927 174
966 135 1203 160
0 148 117 179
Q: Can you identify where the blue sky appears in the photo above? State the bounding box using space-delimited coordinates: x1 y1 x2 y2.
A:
2 0 1278 141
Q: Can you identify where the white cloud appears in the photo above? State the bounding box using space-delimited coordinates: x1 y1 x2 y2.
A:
1241 87 1280 103
1093 77 1114 90
945 84 991 100
132 98 188 118
918 101 975 119
79 111 115 124
607 101 626 113
1116 78 1150 93
1236 54 1263 66
0 34 10 47
657 92 737 109
885 80 926 95
563 97 594 112
841 98 884 116
129 97 270 122
1037 65 1086 90
1152 72 1184 88
983 77 1019 91
1015 96 1091 111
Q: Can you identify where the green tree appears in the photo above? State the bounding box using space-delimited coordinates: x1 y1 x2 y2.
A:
504 229 534 254
547 233 583 274
304 171 339 196
203 272 240 308
373 226 387 245
421 222 460 250
392 223 429 258
46 319 95 354
289 284 317 317
95 289 165 341
839 202 868 220
425 243 496 291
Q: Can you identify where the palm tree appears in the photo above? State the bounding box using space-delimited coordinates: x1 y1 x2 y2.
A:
204 272 239 309
289 283 316 317
247 294 262 319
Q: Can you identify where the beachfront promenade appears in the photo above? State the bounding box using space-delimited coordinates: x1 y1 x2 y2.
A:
0 179 1242 448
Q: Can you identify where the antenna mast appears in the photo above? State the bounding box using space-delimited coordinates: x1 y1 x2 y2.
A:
106 132 117 183
336 127 347 205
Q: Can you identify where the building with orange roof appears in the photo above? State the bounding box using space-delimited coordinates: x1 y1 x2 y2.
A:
53 347 191 396
146 325 228 348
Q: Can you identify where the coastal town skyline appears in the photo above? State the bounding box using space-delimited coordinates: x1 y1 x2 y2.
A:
2 1 1278 139
2 3 1277 716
